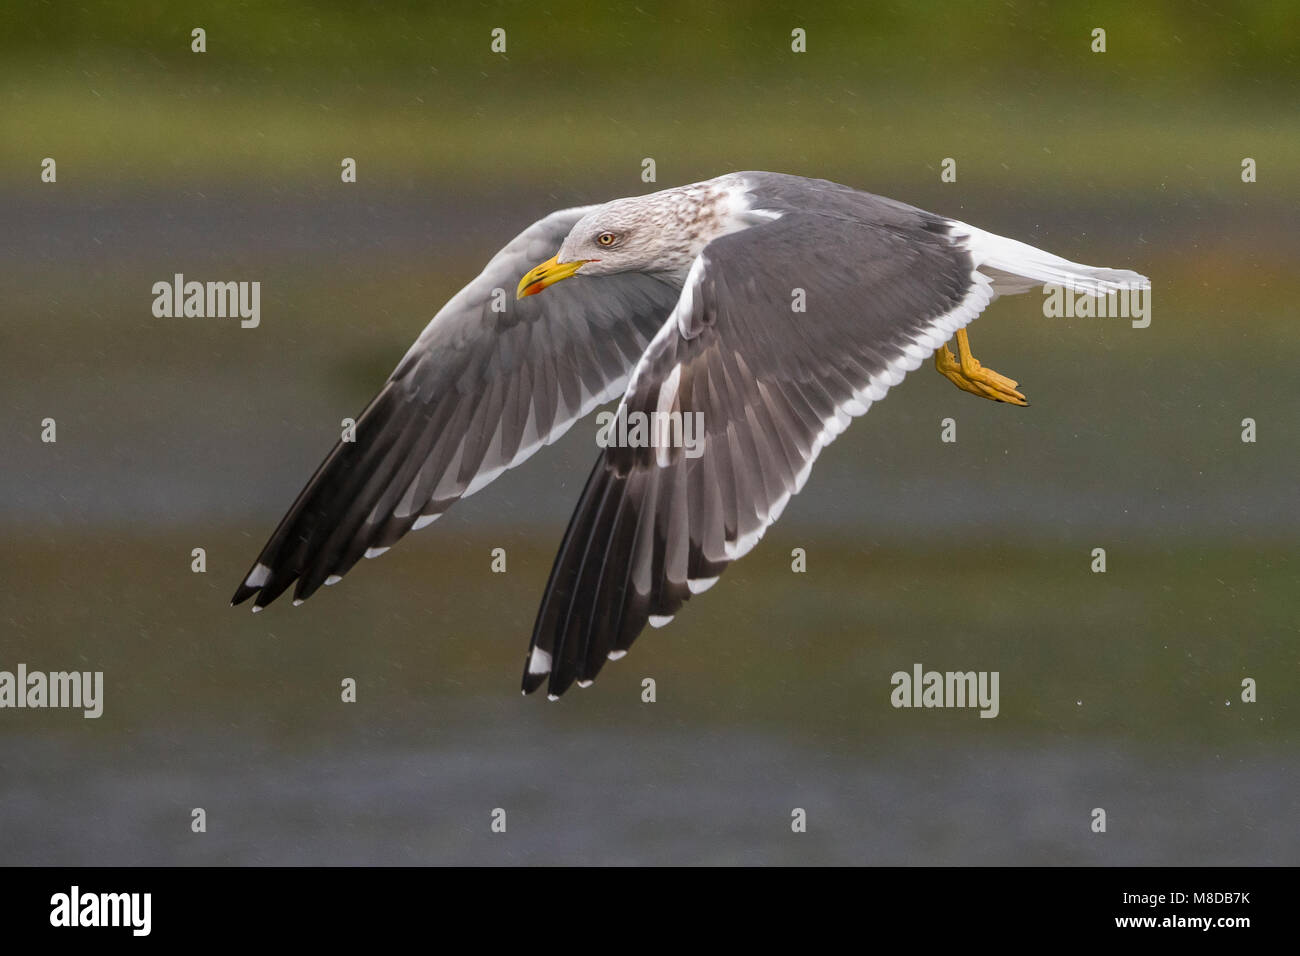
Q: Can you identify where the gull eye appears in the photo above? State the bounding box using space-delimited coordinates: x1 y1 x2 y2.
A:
596 232 617 247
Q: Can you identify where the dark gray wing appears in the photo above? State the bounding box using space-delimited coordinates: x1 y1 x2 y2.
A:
524 210 997 697
233 206 683 610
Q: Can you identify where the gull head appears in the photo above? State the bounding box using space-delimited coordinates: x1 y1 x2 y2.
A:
517 191 716 298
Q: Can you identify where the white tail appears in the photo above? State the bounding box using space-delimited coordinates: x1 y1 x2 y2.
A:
949 221 1150 297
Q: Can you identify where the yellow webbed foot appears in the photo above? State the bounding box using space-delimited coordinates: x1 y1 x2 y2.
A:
933 329 1028 406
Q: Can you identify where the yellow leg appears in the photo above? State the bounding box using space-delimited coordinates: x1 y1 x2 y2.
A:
934 329 1028 406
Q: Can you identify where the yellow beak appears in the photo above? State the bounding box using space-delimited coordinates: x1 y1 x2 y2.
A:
517 254 589 299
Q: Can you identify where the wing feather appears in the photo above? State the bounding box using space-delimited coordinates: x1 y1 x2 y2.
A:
525 208 995 695
233 206 683 609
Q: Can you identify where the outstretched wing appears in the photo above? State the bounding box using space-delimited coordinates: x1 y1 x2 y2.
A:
524 210 995 696
233 206 683 610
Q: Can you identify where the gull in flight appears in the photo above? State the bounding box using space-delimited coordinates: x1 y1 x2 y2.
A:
232 172 1148 698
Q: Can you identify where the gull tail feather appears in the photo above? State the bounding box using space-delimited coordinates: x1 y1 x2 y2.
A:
950 222 1150 297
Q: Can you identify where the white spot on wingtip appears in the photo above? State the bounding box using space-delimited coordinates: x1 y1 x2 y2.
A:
325 575 342 586
648 614 673 628
577 679 593 688
412 513 439 530
245 563 271 588
547 694 559 701
251 605 264 614
528 646 552 675
364 546 389 559
607 650 627 660
688 576 718 594
292 599 303 607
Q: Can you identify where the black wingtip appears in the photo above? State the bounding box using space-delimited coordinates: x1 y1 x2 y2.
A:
521 669 547 695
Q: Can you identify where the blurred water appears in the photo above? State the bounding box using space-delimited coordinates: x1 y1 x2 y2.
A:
4 719 1295 865
2 187 1296 866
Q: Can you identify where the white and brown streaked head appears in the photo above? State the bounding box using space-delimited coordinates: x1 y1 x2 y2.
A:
516 176 769 296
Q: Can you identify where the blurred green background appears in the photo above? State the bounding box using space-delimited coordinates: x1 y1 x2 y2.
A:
0 1 1296 864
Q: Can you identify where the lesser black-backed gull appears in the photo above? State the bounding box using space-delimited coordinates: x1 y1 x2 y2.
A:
232 171 1148 699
